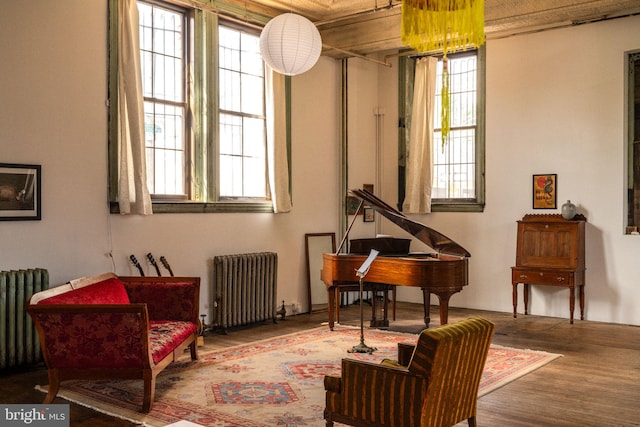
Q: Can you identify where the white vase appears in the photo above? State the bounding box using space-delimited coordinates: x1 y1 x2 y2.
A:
561 200 576 220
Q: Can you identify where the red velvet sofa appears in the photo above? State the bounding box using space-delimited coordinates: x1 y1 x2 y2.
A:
27 272 201 412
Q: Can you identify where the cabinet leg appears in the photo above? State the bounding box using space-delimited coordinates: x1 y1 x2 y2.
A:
569 286 575 324
579 285 585 320
512 283 518 318
523 284 530 315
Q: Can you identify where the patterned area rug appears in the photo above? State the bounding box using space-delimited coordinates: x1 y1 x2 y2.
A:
36 325 562 426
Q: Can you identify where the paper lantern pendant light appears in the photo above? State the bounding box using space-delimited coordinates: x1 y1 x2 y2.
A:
260 13 322 76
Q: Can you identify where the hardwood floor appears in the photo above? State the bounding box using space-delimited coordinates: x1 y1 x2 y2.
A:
1 303 639 426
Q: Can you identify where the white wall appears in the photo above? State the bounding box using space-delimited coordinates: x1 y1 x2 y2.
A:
477 16 640 325
2 1 639 326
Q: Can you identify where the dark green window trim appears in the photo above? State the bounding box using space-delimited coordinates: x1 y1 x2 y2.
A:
627 51 640 229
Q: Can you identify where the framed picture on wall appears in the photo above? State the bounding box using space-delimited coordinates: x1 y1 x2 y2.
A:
363 207 374 222
532 174 557 209
0 163 41 221
346 184 374 215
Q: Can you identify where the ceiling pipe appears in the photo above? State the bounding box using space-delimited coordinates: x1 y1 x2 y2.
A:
323 44 392 67
314 1 401 27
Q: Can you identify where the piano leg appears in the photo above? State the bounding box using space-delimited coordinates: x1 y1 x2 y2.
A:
392 286 397 321
434 291 455 326
423 289 458 327
327 287 337 331
422 289 431 327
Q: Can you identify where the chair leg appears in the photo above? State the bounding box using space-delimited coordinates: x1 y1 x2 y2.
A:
43 369 60 404
325 410 334 426
468 416 477 427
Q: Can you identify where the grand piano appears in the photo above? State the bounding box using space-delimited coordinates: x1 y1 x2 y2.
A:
321 189 471 330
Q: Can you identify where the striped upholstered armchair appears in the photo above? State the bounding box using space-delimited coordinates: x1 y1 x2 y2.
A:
324 317 495 427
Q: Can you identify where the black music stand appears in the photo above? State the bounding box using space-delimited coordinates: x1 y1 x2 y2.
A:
348 249 379 354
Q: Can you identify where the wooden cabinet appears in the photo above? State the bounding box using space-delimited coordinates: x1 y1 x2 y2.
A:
511 214 586 323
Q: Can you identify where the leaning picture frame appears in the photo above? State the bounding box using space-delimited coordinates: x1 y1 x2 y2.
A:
532 174 557 209
0 163 41 221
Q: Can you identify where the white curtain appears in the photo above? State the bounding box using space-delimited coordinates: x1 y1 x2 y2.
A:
117 0 152 215
403 56 437 214
265 66 292 213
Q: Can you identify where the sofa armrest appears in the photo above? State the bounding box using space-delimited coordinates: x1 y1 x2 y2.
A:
324 374 342 392
397 342 416 366
120 277 200 324
27 304 153 369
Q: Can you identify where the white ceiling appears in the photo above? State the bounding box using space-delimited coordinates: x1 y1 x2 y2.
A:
222 0 640 58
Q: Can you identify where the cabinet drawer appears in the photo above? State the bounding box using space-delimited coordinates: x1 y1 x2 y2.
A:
512 269 572 286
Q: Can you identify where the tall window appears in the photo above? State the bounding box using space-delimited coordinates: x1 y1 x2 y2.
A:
139 2 187 198
218 26 266 199
399 49 485 212
433 54 477 200
108 0 280 213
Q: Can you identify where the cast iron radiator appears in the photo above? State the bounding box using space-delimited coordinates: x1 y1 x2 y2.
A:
0 268 49 369
212 252 278 332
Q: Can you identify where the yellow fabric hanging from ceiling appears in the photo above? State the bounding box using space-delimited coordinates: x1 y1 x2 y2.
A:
402 0 485 141
401 0 485 55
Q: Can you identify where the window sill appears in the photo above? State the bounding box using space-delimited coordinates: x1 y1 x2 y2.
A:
430 201 485 213
109 201 274 214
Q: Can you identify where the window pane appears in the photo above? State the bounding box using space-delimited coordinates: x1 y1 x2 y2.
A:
435 55 477 128
154 146 184 194
219 27 240 51
219 154 242 197
139 4 183 103
219 68 240 111
241 32 263 75
433 129 476 199
138 3 153 45
244 117 265 154
241 73 264 115
219 113 243 155
243 155 266 197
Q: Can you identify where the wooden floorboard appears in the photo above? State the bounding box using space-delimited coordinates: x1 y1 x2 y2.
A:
1 303 639 426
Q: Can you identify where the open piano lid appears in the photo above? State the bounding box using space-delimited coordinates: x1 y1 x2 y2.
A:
351 188 471 258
